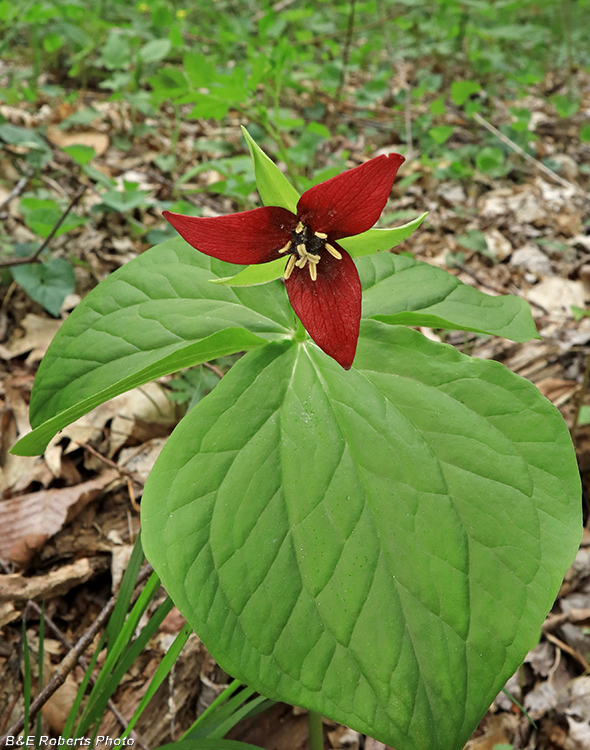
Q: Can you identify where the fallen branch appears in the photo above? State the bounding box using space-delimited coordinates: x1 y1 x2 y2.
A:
0 175 29 212
472 112 586 197
0 184 88 269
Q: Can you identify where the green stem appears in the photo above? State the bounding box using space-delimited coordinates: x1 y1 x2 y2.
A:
308 711 324 750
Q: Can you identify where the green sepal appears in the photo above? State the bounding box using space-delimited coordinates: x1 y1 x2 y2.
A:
241 126 299 212
210 257 287 287
340 212 428 257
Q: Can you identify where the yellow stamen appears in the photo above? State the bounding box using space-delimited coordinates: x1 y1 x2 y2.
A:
295 222 304 234
314 231 328 239
306 252 321 262
325 243 342 260
309 262 317 281
295 256 307 268
296 243 306 254
278 240 292 254
284 255 296 279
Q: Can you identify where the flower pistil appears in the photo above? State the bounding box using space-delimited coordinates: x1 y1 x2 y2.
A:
281 222 343 282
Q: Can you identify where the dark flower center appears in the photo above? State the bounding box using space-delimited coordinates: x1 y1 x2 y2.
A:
290 223 325 255
279 222 342 282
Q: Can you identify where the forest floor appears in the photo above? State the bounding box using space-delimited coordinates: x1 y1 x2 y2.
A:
1 67 590 750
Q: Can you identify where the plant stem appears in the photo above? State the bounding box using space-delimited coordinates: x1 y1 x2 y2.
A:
308 711 324 750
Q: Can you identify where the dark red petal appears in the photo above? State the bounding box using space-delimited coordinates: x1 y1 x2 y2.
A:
285 245 361 370
296 153 405 240
163 206 297 264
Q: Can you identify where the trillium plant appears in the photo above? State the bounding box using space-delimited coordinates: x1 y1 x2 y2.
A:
14 128 580 750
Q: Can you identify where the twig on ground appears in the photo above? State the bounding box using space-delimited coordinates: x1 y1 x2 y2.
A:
0 176 29 212
0 184 88 269
543 630 590 673
453 260 550 315
543 607 590 631
472 112 586 197
78 442 145 487
0 563 153 747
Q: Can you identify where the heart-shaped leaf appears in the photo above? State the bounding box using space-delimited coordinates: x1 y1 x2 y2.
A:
142 322 580 750
11 258 75 317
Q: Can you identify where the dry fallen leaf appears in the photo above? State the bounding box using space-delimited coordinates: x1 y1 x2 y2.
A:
536 378 578 407
0 469 119 564
0 558 96 601
46 126 109 156
0 313 62 364
528 278 587 318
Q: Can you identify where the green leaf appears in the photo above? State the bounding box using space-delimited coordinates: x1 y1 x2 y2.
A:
551 95 579 119
139 38 171 63
98 187 151 212
580 123 590 143
340 213 427 257
11 259 75 317
11 238 294 457
241 126 299 212
429 125 454 144
476 147 505 174
142 322 580 750
101 31 131 70
43 32 63 53
63 144 96 165
20 197 85 238
451 80 481 106
358 253 539 342
0 124 47 151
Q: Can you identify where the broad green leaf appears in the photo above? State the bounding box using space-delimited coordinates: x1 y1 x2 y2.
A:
358 253 539 342
0 124 47 150
142 322 580 750
340 213 428 257
12 238 294 456
139 38 171 63
241 127 299 212
11 259 76 317
211 257 287 287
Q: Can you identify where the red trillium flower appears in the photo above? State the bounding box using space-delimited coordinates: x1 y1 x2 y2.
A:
163 153 404 370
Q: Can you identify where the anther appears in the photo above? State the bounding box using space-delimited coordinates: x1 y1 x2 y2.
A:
295 222 304 234
278 240 292 254
297 243 306 254
309 262 317 281
284 255 296 279
325 243 342 260
295 257 307 268
314 231 328 239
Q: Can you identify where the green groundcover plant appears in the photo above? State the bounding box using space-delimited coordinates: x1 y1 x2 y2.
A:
13 129 581 750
